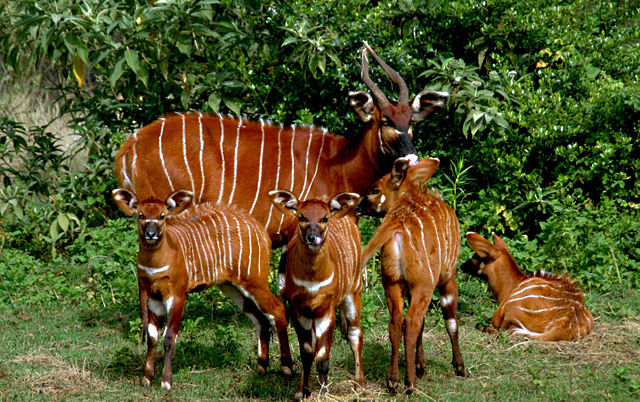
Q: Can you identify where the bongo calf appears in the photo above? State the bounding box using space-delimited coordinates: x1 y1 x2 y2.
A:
356 157 465 393
269 190 364 400
462 232 593 341
112 189 292 391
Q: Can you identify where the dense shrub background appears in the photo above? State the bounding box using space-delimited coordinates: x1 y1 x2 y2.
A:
1 0 638 311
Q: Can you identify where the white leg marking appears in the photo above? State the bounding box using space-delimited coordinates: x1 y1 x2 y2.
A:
148 298 166 316
304 342 313 353
148 323 159 341
298 315 312 331
315 316 332 340
446 318 458 333
440 295 454 308
343 295 357 321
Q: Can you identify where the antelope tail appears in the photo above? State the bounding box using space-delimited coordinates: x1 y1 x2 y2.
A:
361 221 402 269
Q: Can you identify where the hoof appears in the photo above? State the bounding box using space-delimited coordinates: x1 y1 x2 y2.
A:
257 365 267 376
455 364 466 377
416 361 426 378
387 378 400 395
161 380 172 392
141 377 152 387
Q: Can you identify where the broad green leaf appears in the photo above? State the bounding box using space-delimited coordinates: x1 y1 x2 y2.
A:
223 98 240 116
208 93 221 113
58 213 70 232
73 54 86 86
108 58 125 87
124 49 148 87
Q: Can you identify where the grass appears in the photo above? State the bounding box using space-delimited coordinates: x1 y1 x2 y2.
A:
1 279 638 401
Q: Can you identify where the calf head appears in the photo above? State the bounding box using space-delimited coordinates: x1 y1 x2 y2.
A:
355 157 439 218
269 190 360 251
349 42 448 168
461 232 511 280
112 188 193 247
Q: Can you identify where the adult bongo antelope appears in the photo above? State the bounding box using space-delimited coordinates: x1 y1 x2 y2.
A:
356 157 465 393
114 42 448 250
111 188 292 391
269 190 364 400
462 232 593 341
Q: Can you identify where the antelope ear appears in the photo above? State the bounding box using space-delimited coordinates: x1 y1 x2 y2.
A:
466 232 496 258
269 190 299 218
492 232 509 251
411 90 449 121
329 192 360 219
349 91 375 122
407 158 440 185
167 190 193 215
112 188 138 216
391 157 411 186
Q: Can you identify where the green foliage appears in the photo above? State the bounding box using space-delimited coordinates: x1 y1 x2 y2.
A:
1 0 639 293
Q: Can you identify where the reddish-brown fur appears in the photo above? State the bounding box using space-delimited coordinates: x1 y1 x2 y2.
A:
112 189 292 391
269 190 364 400
114 44 448 247
356 158 465 393
462 232 593 341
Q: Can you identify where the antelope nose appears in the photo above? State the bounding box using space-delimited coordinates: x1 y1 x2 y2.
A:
305 232 323 247
144 228 158 240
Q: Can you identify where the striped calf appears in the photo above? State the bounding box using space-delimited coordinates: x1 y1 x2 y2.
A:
269 190 364 400
462 232 593 341
112 189 292 391
356 158 465 393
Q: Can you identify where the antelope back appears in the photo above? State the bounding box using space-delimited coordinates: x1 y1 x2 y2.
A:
502 272 593 340
391 191 460 286
165 202 272 290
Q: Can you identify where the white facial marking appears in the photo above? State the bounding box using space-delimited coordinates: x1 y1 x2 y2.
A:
137 264 170 275
147 323 159 341
292 272 334 294
148 298 166 316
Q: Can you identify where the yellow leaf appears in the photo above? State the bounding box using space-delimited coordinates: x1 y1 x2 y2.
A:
73 53 85 86
536 60 548 69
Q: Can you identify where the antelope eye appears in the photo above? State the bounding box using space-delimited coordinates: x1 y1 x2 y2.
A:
138 213 145 220
370 189 380 195
320 217 329 223
159 214 165 220
298 215 307 223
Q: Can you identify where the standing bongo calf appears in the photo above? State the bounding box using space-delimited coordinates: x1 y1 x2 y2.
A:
269 190 364 400
112 189 292 391
356 157 465 393
462 232 593 341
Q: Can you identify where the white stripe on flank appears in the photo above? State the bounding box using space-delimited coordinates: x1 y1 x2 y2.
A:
198 113 205 202
158 118 175 192
302 128 326 200
216 115 225 204
249 119 265 214
181 114 195 194
290 125 296 192
299 127 314 198
138 264 169 275
293 272 334 294
265 125 284 230
233 215 243 280
228 119 241 203
247 221 254 278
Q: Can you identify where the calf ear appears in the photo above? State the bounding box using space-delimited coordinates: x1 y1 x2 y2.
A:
329 192 360 219
411 90 449 121
391 158 411 186
167 190 193 215
408 157 440 186
466 232 495 258
349 91 375 122
112 188 138 216
492 233 510 251
269 190 299 218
